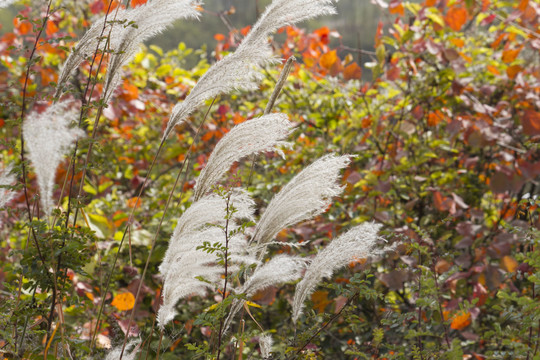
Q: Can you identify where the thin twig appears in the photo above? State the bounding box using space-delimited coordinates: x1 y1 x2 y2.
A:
247 56 296 185
290 292 359 359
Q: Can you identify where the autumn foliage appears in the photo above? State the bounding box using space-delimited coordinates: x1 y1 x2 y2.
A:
0 0 540 359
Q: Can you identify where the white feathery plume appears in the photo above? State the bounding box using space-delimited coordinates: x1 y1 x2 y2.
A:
240 255 307 297
55 0 201 99
158 230 250 328
159 189 255 275
250 154 351 255
291 222 391 323
193 113 293 200
104 340 140 360
163 0 337 139
158 189 257 328
0 166 16 209
222 255 307 333
102 0 201 103
23 101 83 216
259 334 273 359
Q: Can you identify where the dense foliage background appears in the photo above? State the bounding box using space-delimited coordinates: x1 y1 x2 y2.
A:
0 0 539 359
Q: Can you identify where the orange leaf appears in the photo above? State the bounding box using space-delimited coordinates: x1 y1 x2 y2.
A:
127 197 142 208
14 18 32 35
518 0 529 11
111 292 135 311
450 311 471 330
320 50 338 70
501 256 518 273
506 64 522 79
425 0 437 6
427 110 444 126
46 21 58 36
314 26 330 44
343 62 362 80
487 65 500 75
240 25 251 37
214 33 225 41
311 291 332 313
445 7 468 31
491 33 506 49
131 0 147 7
502 47 522 63
522 109 540 136
389 2 405 16
201 131 214 141
122 82 139 101
450 38 465 48
375 21 384 47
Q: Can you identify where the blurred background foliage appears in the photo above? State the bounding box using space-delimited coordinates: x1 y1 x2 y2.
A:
1 0 540 359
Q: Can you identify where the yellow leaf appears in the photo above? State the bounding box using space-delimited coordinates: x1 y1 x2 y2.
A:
501 255 518 273
245 301 261 308
111 292 135 311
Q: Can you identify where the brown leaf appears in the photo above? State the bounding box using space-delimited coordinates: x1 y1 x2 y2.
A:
343 62 362 80
311 291 332 313
522 109 540 136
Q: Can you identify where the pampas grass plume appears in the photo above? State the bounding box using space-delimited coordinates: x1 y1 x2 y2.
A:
23 101 83 216
292 222 390 323
193 113 293 200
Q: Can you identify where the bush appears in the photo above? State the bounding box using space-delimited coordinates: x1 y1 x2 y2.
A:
0 0 539 359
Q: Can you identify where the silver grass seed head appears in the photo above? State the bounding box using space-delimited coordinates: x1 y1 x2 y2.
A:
292 222 391 323
56 0 201 99
259 333 273 359
104 340 140 360
240 255 308 297
193 113 293 200
159 189 255 275
23 101 83 216
251 154 351 255
0 166 16 209
102 0 201 103
222 255 307 333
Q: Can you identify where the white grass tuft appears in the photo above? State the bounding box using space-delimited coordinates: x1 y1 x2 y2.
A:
56 0 201 100
193 113 293 200
23 101 83 216
250 154 351 256
292 222 392 323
